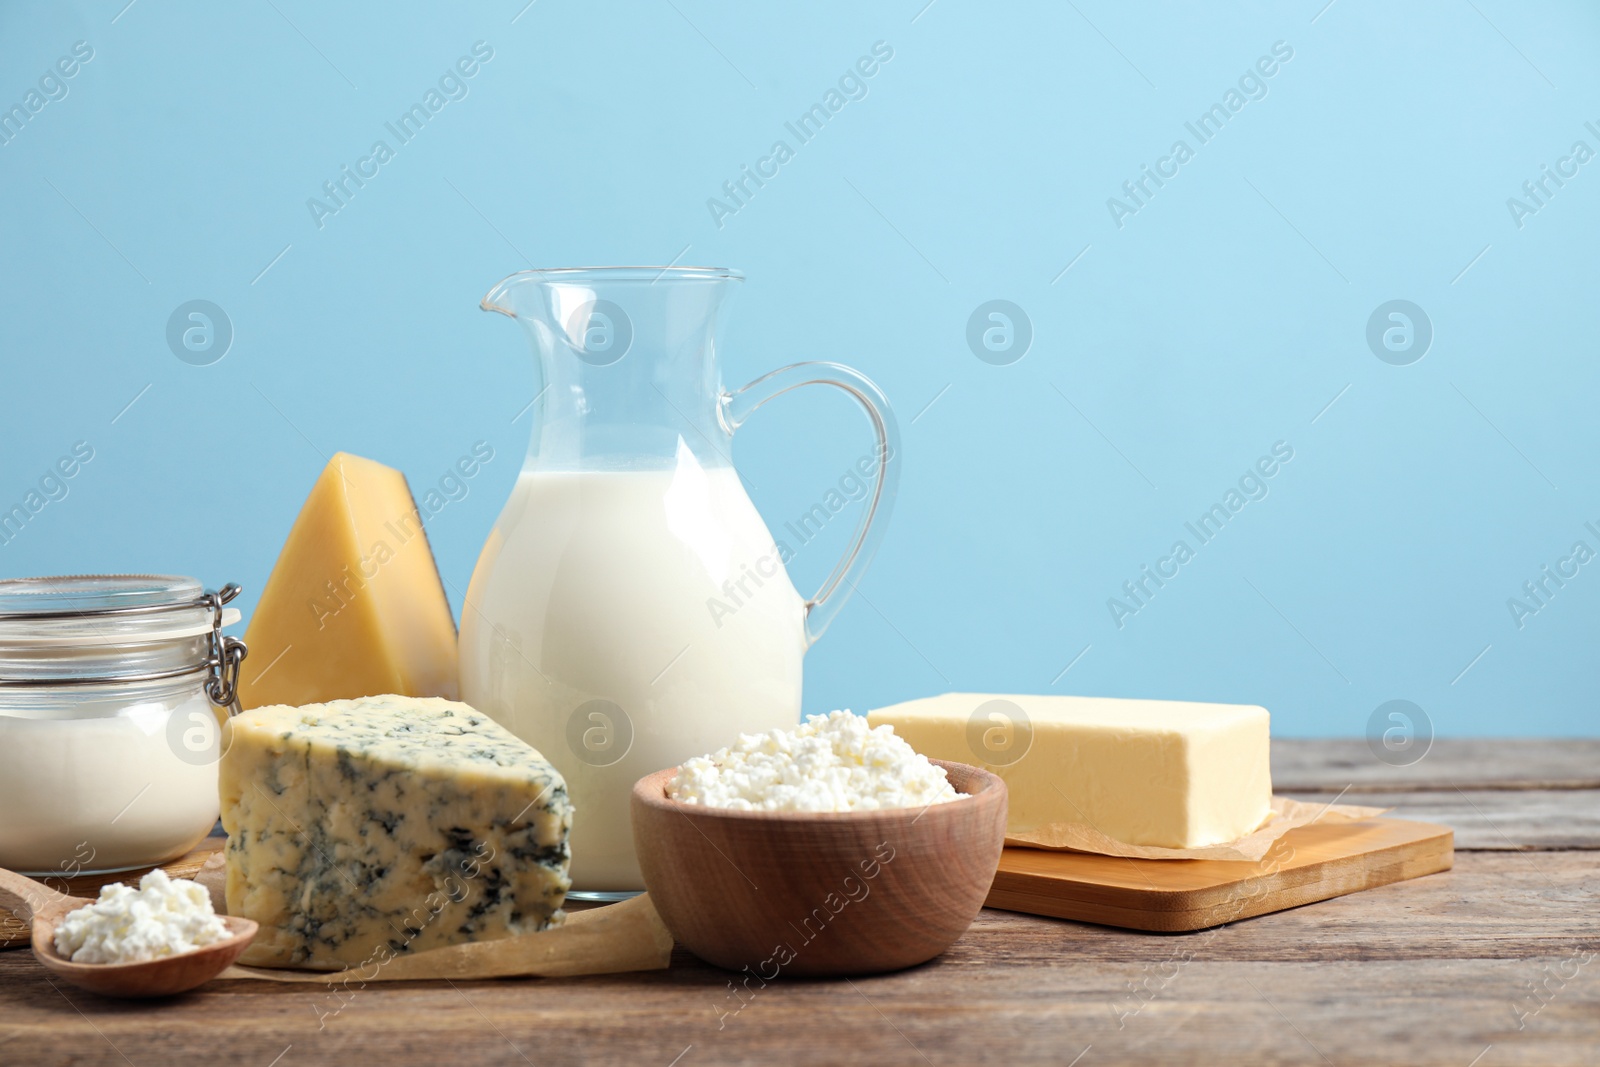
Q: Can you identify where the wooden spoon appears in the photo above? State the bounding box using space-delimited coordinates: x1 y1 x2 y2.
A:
0 865 256 998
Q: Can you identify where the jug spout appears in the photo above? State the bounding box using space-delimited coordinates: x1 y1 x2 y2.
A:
481 266 746 472
481 265 744 319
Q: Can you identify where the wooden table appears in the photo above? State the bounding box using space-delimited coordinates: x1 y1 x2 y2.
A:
2 741 1595 1066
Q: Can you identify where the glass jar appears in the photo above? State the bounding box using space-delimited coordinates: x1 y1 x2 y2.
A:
0 575 246 876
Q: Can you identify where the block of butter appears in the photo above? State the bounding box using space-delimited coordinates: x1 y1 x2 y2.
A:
867 693 1271 849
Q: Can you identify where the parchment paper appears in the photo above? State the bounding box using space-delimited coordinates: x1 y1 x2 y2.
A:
1005 795 1390 862
195 854 673 982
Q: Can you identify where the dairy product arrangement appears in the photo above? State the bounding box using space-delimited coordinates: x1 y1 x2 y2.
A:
12 0 1590 1047
0 395 1390 972
0 266 1455 1026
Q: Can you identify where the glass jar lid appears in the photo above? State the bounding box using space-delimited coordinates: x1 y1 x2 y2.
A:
0 575 246 703
0 575 239 644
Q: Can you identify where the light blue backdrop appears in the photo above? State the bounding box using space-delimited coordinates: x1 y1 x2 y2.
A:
2 1 1595 737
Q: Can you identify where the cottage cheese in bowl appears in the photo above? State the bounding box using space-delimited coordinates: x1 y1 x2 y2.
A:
669 710 960 812
636 712 1005 976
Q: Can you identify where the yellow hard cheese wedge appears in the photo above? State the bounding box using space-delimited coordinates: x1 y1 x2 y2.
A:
237 452 458 709
867 693 1271 849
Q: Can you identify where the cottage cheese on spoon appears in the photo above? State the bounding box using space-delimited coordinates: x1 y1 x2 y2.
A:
670 710 960 812
54 869 228 964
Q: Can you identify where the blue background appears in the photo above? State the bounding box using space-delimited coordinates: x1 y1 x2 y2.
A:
2 1 1595 736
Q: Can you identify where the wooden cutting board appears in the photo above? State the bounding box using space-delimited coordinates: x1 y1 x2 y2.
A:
0 837 225 950
985 817 1453 931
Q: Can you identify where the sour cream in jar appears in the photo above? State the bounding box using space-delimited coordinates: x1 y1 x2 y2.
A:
0 576 245 876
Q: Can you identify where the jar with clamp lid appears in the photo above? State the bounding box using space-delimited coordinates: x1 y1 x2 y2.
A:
0 575 247 876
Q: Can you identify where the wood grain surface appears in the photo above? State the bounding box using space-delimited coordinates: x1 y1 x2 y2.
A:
1 741 1596 1067
987 817 1454 930
1272 738 1600 791
1285 789 1600 850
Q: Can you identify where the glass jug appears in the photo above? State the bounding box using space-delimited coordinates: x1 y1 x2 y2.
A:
459 266 899 894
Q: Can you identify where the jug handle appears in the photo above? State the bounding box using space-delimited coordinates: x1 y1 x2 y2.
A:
721 362 900 647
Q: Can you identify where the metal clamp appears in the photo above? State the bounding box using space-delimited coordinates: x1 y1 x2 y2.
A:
201 583 249 716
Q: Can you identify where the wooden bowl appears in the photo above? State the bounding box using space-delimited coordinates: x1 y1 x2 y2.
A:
631 759 1006 976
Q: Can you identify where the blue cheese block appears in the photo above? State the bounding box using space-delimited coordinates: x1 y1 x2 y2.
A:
219 695 572 970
